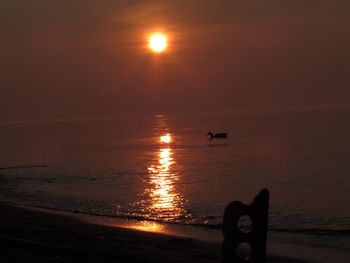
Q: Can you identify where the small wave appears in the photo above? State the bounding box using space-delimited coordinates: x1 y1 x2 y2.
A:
269 227 350 236
4 201 350 238
0 165 47 171
3 201 221 228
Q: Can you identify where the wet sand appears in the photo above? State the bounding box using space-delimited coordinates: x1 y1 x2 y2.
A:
0 204 348 263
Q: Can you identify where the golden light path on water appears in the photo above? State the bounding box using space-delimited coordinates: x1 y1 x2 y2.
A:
145 133 185 221
125 117 190 233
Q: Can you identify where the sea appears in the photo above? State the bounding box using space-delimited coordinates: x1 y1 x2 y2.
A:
1 108 349 250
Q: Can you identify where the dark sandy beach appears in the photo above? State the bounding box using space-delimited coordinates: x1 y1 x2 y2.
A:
1 204 220 263
1 204 348 263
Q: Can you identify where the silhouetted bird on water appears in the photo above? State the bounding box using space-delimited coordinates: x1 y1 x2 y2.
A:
207 132 228 141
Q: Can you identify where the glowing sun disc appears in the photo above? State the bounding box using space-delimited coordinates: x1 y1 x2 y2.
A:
149 33 167 53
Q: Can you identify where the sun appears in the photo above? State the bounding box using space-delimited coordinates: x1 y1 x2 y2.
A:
148 33 167 53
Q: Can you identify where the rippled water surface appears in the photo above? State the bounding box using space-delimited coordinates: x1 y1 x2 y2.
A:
1 109 349 247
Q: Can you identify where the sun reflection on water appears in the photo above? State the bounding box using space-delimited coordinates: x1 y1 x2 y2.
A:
126 117 191 231
149 148 176 211
160 133 172 144
142 132 188 223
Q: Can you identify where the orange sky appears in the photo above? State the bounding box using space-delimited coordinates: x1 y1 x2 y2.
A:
1 0 349 121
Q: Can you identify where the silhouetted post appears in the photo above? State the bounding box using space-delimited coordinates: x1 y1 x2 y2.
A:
222 189 269 263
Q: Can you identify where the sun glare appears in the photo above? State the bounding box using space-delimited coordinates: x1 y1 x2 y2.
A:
149 33 167 53
160 134 172 143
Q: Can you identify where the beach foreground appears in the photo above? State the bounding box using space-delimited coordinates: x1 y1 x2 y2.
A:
0 204 348 263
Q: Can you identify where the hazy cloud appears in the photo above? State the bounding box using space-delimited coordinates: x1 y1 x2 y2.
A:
1 0 349 121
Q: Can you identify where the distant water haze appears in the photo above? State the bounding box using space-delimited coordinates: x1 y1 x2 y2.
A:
0 108 349 249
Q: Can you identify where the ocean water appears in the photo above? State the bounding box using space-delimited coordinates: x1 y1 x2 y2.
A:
1 108 349 249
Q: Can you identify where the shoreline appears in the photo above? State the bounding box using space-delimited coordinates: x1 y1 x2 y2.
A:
6 203 350 250
1 203 350 262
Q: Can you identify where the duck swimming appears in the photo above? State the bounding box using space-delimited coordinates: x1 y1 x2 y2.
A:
207 132 228 141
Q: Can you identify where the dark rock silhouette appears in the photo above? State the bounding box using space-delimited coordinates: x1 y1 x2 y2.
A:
222 189 269 263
